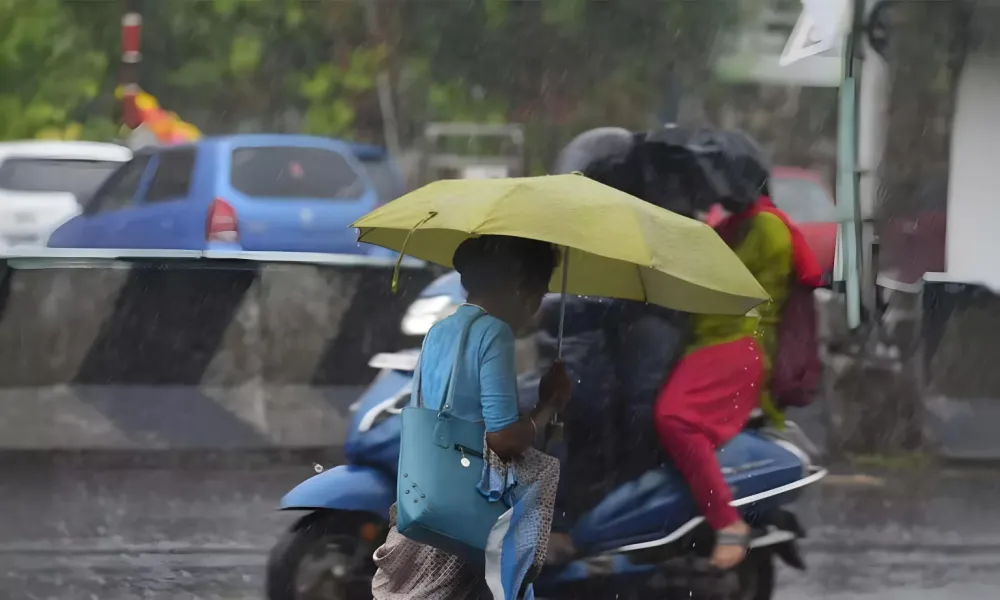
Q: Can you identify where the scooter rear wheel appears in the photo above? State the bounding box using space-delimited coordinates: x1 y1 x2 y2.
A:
732 550 775 600
657 550 775 600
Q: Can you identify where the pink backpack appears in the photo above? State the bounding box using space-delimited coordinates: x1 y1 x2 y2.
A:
715 199 825 409
771 281 821 408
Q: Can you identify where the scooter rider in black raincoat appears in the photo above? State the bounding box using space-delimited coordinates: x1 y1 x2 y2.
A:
519 126 708 557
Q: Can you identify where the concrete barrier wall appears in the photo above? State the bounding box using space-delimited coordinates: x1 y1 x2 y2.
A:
922 279 1000 459
0 255 433 450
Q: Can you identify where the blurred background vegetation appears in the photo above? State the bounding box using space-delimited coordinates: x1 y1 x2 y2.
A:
0 0 742 164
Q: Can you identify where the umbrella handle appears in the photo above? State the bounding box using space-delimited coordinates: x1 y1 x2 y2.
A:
390 211 437 294
551 246 570 431
556 246 570 358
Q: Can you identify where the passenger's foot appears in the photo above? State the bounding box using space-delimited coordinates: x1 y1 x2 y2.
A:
710 520 751 570
545 533 576 566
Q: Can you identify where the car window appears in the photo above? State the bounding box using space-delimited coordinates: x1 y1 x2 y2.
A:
88 155 152 214
144 148 196 203
770 176 838 222
230 146 364 199
360 158 404 204
0 158 124 201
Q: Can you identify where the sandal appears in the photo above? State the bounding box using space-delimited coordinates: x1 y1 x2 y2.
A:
711 528 752 571
715 529 752 550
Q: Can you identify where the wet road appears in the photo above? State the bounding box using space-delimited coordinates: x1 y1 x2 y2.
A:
1 464 998 599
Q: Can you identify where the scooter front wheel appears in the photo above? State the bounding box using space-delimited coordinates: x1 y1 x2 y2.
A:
266 510 385 600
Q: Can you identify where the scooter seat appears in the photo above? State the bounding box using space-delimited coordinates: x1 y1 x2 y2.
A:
569 431 806 555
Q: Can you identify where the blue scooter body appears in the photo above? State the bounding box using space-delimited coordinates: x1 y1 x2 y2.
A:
568 433 805 555
281 364 819 591
280 367 408 515
280 465 394 519
342 368 408 470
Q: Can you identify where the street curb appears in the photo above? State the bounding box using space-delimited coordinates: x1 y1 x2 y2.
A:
3 540 1000 557
4 449 1000 478
0 447 345 470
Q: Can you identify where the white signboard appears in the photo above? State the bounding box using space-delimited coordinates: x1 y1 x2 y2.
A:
461 165 509 180
779 0 851 66
126 123 159 151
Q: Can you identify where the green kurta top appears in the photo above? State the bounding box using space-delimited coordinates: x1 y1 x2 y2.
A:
687 212 793 421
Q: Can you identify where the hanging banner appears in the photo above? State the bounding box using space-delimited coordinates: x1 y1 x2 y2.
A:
780 0 852 66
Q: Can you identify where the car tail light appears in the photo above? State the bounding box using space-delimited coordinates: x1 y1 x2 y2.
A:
206 197 239 243
705 204 727 227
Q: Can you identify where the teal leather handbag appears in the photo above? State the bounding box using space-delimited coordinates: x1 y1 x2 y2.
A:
395 312 510 565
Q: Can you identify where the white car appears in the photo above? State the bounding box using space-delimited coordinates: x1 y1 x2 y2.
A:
0 141 132 249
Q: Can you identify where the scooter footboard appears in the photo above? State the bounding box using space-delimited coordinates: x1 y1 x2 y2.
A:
280 464 395 520
734 464 827 510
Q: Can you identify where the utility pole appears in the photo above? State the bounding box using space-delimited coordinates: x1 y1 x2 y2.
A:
362 0 402 161
120 0 143 130
835 0 866 330
779 0 865 328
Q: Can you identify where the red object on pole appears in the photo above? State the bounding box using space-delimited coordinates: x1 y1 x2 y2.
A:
121 13 142 55
119 3 143 129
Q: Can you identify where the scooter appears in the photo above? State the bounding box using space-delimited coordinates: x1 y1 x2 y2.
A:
266 275 827 600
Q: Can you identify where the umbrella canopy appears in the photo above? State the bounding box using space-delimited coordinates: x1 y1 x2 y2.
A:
351 174 768 316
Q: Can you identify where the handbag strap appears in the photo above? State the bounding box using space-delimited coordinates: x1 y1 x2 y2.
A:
412 309 486 418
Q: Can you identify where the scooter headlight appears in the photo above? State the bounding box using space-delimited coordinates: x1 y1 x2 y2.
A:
401 295 459 336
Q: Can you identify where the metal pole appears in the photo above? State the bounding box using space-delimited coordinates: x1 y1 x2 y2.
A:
836 0 866 329
556 246 570 358
548 246 570 443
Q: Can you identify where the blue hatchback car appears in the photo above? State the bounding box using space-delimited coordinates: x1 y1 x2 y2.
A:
48 134 404 254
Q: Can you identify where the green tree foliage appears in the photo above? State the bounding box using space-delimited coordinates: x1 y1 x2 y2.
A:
396 0 738 171
0 0 114 140
400 0 736 127
2 0 739 156
59 0 383 138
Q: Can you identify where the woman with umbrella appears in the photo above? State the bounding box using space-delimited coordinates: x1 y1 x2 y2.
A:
652 129 825 571
370 235 571 600
352 172 767 598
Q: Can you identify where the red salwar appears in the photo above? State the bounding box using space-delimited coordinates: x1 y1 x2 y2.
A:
653 337 764 530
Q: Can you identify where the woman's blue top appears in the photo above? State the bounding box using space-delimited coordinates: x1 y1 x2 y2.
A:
416 304 520 433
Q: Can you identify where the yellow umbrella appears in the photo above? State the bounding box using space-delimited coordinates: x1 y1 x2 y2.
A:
352 174 768 317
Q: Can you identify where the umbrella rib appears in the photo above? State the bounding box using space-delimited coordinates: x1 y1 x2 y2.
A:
629 202 656 268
